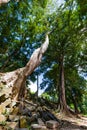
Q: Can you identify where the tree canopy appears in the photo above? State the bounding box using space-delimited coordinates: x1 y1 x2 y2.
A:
0 0 87 114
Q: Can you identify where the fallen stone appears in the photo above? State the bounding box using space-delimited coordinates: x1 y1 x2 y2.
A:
19 106 32 117
0 126 7 130
11 106 19 115
28 114 38 123
0 105 5 114
6 121 19 129
8 115 19 122
11 100 17 107
15 128 28 130
46 120 59 129
20 116 28 128
0 87 11 99
1 98 11 107
0 114 7 122
31 124 47 130
37 118 45 126
5 108 10 114
0 94 6 103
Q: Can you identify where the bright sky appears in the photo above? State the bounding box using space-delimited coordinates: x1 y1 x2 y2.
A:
56 0 64 5
28 77 44 96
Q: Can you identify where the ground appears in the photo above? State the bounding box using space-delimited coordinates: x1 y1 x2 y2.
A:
56 113 87 130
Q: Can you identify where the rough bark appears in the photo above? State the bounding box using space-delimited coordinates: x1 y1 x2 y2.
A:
71 92 79 114
58 55 71 115
0 34 49 101
36 74 39 99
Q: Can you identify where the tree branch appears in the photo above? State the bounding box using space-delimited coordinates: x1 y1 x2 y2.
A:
25 34 49 77
0 0 10 5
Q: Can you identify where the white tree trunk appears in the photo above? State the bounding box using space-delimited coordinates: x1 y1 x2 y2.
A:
0 0 10 4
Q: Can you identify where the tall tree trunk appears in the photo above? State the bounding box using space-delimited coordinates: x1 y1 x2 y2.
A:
58 55 70 115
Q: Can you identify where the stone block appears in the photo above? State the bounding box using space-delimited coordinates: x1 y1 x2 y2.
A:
0 126 6 130
8 115 19 122
46 120 59 129
11 106 19 115
15 128 29 130
7 121 19 129
37 118 45 126
20 116 28 128
1 98 11 107
0 114 7 122
31 124 47 130
0 105 5 114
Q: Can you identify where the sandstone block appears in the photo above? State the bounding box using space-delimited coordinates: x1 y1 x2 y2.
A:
31 124 47 130
8 115 19 122
20 116 28 128
0 114 7 122
0 105 5 114
46 120 59 129
15 128 28 130
7 121 19 129
37 118 45 126
11 106 19 115
0 126 7 130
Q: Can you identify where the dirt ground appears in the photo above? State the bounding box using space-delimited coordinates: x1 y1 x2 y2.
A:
56 114 87 130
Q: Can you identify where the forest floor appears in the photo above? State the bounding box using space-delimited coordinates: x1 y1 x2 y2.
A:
0 85 87 130
56 113 87 130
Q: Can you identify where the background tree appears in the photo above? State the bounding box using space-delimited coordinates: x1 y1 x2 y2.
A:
0 0 87 116
40 0 87 115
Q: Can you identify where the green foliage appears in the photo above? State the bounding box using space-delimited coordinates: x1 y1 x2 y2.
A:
0 0 87 114
0 121 7 126
77 0 87 16
40 0 87 113
41 92 58 102
41 92 51 100
0 0 49 72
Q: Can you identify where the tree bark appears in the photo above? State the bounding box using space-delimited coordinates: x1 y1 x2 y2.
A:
58 55 70 115
0 34 49 101
36 73 39 99
71 91 79 114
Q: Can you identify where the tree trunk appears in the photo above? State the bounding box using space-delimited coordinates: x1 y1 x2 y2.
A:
58 55 70 115
0 34 49 101
0 0 10 5
71 91 79 114
36 73 39 99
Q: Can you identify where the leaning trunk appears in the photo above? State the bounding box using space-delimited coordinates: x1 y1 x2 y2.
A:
0 34 49 101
